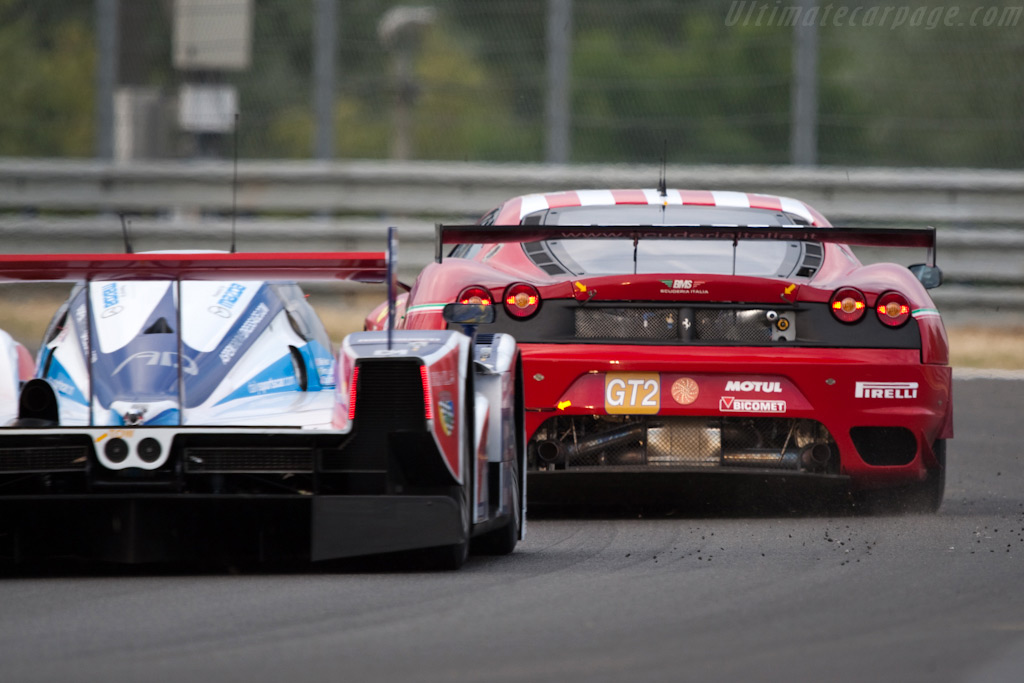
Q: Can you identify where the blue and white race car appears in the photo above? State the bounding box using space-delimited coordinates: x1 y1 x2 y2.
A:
0 245 524 568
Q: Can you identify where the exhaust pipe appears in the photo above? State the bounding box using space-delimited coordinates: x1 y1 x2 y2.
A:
722 448 801 470
721 443 833 471
536 423 647 466
800 443 832 472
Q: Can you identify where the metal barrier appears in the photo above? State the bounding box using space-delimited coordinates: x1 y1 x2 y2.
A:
1 159 1021 322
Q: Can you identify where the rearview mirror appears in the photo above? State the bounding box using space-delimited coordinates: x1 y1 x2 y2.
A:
909 264 943 289
442 303 496 325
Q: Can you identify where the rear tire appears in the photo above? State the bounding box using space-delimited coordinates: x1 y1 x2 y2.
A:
852 439 946 514
422 484 470 569
903 438 946 513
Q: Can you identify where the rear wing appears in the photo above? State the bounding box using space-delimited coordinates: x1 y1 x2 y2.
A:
435 224 938 267
0 251 388 283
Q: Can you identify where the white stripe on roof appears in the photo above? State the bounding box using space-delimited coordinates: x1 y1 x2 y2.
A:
576 189 617 206
642 189 667 205
518 194 550 220
710 191 750 208
779 196 815 224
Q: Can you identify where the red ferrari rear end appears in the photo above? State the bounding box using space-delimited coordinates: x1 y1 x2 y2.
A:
380 190 952 511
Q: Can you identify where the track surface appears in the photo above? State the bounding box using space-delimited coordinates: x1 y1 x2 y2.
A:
1 377 1022 683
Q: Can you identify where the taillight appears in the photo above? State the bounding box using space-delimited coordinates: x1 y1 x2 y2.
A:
457 285 492 306
420 364 433 420
830 287 867 323
347 366 359 421
876 291 911 327
503 283 541 319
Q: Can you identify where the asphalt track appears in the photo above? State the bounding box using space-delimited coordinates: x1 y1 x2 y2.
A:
0 376 1022 683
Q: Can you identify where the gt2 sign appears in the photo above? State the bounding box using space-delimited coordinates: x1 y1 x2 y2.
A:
605 373 660 414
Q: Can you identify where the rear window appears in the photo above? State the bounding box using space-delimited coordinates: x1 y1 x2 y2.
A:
525 204 820 278
525 239 817 278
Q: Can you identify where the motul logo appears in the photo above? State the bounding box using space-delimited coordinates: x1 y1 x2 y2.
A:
855 381 918 399
724 380 782 393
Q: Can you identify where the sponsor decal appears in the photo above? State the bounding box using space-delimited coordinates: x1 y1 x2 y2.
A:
719 396 786 413
724 380 782 393
372 349 408 356
217 283 247 309
854 381 918 399
112 351 199 376
248 375 296 394
49 376 77 398
671 377 699 405
438 391 456 436
219 302 270 364
659 279 709 294
100 305 124 319
605 372 660 414
208 305 231 318
101 283 119 308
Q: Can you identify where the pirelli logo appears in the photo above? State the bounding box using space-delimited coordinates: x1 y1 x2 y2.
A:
854 381 919 399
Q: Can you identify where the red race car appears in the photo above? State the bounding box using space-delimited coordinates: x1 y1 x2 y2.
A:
370 189 952 512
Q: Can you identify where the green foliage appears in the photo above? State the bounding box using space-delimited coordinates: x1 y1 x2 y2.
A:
0 13 95 156
1 0 1022 167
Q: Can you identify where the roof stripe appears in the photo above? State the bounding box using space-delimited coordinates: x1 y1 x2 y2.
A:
748 193 783 212
507 189 828 226
610 189 648 205
677 189 715 205
710 191 751 208
544 191 581 209
576 189 617 206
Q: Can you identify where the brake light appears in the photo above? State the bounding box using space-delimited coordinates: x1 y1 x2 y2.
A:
420 364 433 420
457 286 492 306
503 283 541 319
347 366 359 421
876 291 911 327
830 287 867 323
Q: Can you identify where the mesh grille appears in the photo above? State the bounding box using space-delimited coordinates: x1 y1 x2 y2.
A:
533 416 836 473
185 447 314 473
0 446 89 472
575 306 779 343
694 309 773 343
355 360 426 426
576 308 679 339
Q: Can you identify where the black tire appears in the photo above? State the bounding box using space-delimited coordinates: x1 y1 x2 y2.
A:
422 482 471 569
471 467 519 556
903 438 946 513
852 439 946 515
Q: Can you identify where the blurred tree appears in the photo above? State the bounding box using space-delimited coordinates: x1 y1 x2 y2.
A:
0 2 95 156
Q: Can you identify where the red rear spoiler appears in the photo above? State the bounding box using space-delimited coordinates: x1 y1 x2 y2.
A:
0 251 388 283
435 224 937 266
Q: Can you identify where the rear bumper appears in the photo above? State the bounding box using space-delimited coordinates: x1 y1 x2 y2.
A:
521 344 952 487
0 493 463 564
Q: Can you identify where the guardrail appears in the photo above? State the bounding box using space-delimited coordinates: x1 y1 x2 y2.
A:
1 159 1021 322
